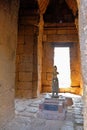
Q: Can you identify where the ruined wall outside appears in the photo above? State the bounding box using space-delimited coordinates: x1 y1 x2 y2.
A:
16 14 38 98
79 0 87 129
0 0 19 128
42 23 81 94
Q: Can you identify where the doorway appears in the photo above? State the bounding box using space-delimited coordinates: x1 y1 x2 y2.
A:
54 47 71 88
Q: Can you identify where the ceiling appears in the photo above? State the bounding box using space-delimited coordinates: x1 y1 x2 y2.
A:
44 0 74 23
19 0 78 23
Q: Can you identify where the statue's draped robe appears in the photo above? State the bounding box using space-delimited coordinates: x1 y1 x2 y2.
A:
52 77 59 93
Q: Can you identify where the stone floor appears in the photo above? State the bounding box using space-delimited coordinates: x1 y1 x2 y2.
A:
2 93 84 130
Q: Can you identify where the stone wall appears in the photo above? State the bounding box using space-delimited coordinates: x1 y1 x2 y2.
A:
42 41 53 92
42 23 82 94
79 0 87 129
0 0 19 128
16 14 38 98
70 41 80 87
16 20 82 97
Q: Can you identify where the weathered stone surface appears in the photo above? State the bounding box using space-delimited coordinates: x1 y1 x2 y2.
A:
17 82 32 90
0 0 19 128
2 93 83 130
16 18 37 98
19 72 32 82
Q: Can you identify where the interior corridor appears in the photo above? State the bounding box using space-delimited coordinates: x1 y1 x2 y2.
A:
1 0 87 129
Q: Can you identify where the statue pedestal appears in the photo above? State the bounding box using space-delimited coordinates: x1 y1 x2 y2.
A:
37 95 72 120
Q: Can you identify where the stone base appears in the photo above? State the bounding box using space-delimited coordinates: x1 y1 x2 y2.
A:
37 96 68 120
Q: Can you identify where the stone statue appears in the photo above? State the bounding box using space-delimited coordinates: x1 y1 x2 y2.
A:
52 65 59 98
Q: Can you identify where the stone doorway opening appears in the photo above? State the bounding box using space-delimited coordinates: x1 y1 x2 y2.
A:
54 47 71 88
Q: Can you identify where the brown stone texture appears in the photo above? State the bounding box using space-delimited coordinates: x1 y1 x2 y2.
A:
70 42 81 87
15 12 38 98
0 0 19 128
42 40 53 92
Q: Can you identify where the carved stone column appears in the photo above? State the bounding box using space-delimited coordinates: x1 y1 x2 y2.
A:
37 14 44 96
37 0 49 96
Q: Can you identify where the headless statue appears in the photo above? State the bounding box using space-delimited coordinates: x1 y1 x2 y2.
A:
52 66 59 97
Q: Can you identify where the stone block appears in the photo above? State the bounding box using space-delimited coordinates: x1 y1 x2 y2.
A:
18 35 24 45
42 85 51 92
19 54 33 63
42 80 52 85
19 72 32 82
17 81 32 90
32 73 38 81
24 26 34 35
19 16 38 25
16 89 32 98
44 28 77 35
16 55 20 64
32 81 37 88
32 91 37 98
70 87 80 94
37 97 67 120
46 72 52 81
42 73 47 80
16 44 24 54
18 25 25 36
47 34 78 43
25 35 34 45
15 72 19 81
24 45 33 55
18 62 25 71
18 62 33 72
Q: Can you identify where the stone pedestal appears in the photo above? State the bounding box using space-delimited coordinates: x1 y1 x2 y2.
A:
37 95 73 120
